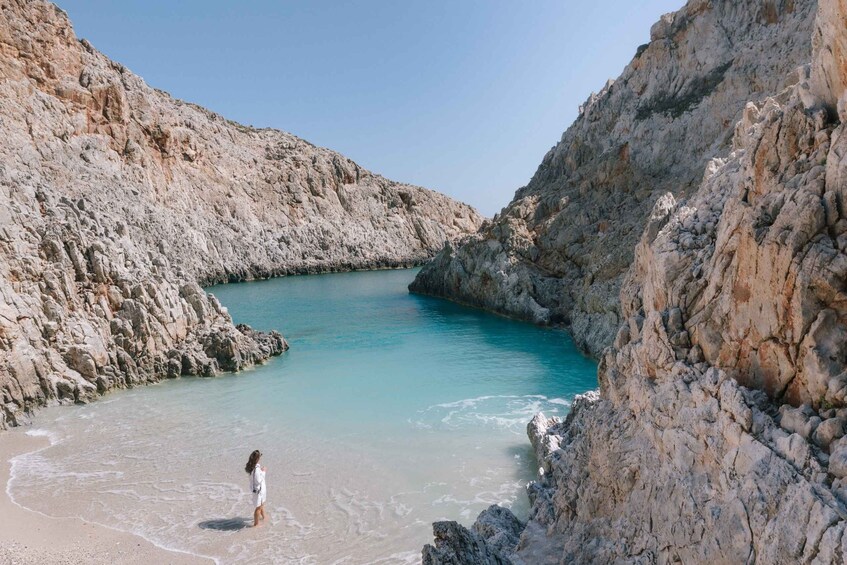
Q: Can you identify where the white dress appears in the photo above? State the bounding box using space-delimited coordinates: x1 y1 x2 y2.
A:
251 465 267 508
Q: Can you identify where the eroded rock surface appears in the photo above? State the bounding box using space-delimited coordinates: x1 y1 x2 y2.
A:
411 0 816 357
422 506 524 565
424 0 847 562
0 1 482 428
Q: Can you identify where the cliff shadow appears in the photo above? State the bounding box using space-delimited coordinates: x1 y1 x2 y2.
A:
506 443 539 481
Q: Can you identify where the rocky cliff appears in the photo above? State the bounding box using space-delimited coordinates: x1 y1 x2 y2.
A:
411 0 817 358
0 0 482 428
424 0 847 562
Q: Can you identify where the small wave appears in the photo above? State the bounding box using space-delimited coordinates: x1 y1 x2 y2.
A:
271 504 314 537
329 488 389 539
430 394 546 409
430 479 524 511
412 394 572 433
24 428 62 444
8 471 218 565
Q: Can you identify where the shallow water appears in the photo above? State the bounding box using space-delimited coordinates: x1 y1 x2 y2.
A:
9 269 597 564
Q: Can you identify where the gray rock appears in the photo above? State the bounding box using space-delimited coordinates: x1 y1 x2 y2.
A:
422 508 520 565
0 0 481 428
829 443 847 478
411 0 817 358
811 0 847 119
780 404 820 440
429 1 847 563
471 506 524 558
814 418 846 450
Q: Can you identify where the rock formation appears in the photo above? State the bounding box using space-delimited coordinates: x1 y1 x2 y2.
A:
424 0 847 562
423 506 524 565
0 0 482 428
411 0 817 357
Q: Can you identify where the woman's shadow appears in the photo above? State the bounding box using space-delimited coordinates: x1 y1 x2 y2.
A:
198 517 252 531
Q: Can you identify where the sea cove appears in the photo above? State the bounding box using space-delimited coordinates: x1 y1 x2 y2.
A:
8 269 597 564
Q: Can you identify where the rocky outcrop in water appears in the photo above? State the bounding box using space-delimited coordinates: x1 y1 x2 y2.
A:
422 507 523 565
0 0 482 428
411 0 817 357
424 0 847 562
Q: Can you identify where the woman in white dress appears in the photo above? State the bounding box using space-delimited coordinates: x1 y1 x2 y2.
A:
245 449 267 527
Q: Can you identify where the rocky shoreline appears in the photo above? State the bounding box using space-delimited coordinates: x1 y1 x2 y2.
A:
197 259 430 287
422 0 847 562
0 0 483 429
410 0 818 359
5 0 847 562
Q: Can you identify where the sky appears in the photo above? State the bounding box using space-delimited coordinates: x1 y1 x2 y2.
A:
56 1 684 217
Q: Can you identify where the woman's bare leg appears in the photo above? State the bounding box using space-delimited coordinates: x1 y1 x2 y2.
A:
253 506 261 527
260 504 267 521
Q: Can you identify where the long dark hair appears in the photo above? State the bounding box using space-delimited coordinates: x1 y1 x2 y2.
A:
245 450 261 474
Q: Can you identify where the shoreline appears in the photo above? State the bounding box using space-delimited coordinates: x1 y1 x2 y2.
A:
0 430 212 565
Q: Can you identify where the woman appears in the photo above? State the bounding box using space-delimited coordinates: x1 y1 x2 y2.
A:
245 449 268 527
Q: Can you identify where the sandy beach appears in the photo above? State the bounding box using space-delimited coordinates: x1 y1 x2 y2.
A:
0 430 211 565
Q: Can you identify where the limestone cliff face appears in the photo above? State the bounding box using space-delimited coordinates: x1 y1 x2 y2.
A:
0 0 482 428
518 27 847 562
424 0 847 562
411 0 816 357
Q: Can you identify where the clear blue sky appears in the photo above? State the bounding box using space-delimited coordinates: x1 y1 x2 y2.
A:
56 1 683 216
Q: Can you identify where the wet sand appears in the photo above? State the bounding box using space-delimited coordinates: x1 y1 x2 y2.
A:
0 430 211 565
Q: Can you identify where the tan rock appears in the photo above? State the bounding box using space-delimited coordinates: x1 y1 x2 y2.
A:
812 0 847 119
411 0 817 357
0 1 481 427
426 1 847 562
813 417 846 450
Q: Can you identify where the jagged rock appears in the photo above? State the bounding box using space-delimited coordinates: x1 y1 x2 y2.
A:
510 59 847 563
0 0 481 428
830 438 847 477
812 0 847 119
411 0 817 357
471 506 524 558
814 417 846 450
426 0 847 562
779 404 821 440
422 506 522 565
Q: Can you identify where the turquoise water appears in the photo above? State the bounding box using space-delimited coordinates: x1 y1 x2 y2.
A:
10 269 597 564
